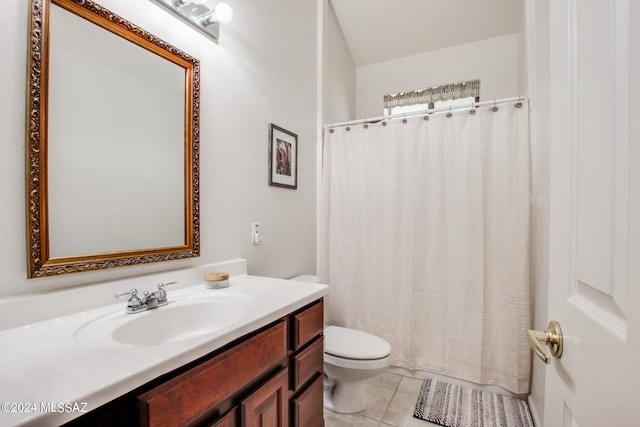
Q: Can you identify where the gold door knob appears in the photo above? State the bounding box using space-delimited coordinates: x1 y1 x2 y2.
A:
527 320 563 364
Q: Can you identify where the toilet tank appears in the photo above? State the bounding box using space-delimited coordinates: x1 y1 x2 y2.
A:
290 275 321 283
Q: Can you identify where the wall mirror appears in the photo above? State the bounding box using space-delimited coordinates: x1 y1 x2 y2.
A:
26 0 200 278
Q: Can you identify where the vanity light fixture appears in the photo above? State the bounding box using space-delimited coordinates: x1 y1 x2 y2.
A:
149 0 234 43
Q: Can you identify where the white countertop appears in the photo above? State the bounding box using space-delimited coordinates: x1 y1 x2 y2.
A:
0 274 328 426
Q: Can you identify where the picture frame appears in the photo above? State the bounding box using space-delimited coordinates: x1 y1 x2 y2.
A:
268 123 298 189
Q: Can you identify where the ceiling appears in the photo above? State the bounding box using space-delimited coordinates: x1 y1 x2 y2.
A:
330 0 523 67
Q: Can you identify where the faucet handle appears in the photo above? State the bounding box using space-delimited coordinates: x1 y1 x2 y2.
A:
157 281 177 290
156 281 177 306
115 288 145 313
115 288 138 299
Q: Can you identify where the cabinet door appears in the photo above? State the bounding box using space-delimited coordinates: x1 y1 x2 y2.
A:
209 407 238 427
241 369 288 427
291 374 323 427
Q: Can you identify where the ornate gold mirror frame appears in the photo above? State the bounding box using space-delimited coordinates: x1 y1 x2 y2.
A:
26 0 200 278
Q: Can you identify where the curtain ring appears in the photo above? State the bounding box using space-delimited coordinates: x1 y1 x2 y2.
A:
469 100 476 115
329 127 334 133
423 108 429 121
515 98 523 108
402 113 407 124
446 106 452 118
491 99 499 112
346 120 350 131
364 119 369 129
382 121 387 126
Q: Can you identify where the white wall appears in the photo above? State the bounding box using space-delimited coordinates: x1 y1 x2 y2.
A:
0 0 319 298
356 33 521 119
323 1 356 124
525 0 550 423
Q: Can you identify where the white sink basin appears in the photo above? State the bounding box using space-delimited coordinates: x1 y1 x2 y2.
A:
75 292 257 347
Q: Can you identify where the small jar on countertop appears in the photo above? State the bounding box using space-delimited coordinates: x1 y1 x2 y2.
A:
204 272 229 289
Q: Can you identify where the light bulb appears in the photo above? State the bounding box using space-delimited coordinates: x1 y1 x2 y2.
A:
214 3 233 23
203 2 233 24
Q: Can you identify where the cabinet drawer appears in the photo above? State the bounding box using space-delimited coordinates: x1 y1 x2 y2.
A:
138 321 287 427
292 336 323 391
292 300 323 351
291 374 324 427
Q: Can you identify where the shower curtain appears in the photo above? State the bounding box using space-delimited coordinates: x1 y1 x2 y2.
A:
319 103 531 394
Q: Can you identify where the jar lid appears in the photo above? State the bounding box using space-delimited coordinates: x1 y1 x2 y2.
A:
205 272 229 282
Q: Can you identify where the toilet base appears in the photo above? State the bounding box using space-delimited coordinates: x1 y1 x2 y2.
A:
323 377 367 414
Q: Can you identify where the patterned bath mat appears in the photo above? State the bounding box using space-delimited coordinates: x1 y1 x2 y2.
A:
413 379 534 427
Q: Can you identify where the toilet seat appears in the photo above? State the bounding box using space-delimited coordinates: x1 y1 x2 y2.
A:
324 352 390 370
324 326 391 360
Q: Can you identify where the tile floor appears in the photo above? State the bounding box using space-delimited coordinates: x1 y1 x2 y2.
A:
323 371 440 427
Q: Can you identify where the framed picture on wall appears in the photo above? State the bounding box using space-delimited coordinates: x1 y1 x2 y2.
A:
268 123 298 189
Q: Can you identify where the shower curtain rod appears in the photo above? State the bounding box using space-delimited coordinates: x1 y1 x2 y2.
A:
326 95 527 129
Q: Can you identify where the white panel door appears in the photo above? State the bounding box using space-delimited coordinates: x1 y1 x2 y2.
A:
544 0 640 426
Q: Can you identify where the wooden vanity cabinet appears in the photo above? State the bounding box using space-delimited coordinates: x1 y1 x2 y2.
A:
288 300 324 427
62 298 324 427
138 321 288 426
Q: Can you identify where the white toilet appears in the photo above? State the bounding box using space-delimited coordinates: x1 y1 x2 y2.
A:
291 275 392 414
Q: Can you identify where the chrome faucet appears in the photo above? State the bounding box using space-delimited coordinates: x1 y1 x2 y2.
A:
115 281 177 314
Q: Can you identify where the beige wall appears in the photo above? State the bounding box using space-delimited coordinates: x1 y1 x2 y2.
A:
0 0 319 297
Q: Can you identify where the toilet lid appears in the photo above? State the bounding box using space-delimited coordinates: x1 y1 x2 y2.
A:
324 326 391 360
